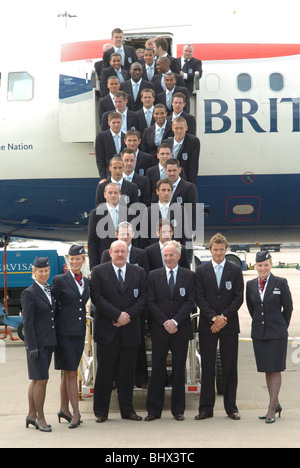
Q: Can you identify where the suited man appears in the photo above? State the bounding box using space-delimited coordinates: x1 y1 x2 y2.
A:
146 219 190 271
151 57 185 95
120 62 155 111
100 91 139 133
88 183 133 269
145 241 195 421
146 143 173 203
167 92 196 135
102 28 138 71
163 116 200 184
134 89 156 135
140 179 189 249
99 77 134 124
101 222 150 389
177 44 203 95
141 48 158 82
21 256 57 432
96 156 139 209
141 104 173 158
124 129 154 177
153 37 180 74
100 53 130 97
121 149 151 206
91 240 147 422
156 72 190 114
95 112 126 180
195 233 244 421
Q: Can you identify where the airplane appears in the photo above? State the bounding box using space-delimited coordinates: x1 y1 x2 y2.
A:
1 8 300 245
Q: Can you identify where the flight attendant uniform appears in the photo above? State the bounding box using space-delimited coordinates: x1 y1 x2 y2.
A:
52 245 90 372
246 251 293 373
21 257 57 381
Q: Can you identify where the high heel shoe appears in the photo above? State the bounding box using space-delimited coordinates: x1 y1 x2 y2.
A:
57 410 72 424
35 419 52 432
26 416 37 428
69 419 81 429
259 404 282 422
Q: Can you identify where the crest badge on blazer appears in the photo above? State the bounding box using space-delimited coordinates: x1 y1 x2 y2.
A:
226 281 232 291
180 288 186 297
133 289 139 298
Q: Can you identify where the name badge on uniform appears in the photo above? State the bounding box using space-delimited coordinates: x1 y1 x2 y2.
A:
180 288 186 297
226 281 232 291
273 289 281 295
133 289 139 298
182 153 188 161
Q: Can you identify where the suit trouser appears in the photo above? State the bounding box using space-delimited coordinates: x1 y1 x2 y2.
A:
199 333 239 415
94 332 138 418
146 339 189 418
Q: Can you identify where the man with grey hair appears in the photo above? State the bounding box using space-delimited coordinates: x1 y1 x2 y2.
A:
145 240 196 422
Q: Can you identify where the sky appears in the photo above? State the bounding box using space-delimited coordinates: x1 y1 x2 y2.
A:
1 0 300 59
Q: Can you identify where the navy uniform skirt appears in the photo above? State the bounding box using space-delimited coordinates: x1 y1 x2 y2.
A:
55 335 85 371
26 346 54 381
253 338 288 373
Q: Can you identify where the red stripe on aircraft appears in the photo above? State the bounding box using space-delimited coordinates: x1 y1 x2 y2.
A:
61 41 300 63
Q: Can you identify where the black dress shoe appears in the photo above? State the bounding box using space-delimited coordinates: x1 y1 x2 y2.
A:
195 412 213 420
95 416 107 423
174 414 185 421
122 414 142 421
228 412 241 420
145 414 158 422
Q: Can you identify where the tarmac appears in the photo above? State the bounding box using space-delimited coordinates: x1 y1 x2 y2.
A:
1 258 300 449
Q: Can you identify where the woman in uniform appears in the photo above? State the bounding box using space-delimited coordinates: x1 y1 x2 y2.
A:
51 245 90 429
22 257 56 433
246 250 293 424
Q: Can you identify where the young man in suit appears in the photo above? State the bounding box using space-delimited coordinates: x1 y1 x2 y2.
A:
145 241 195 421
100 53 130 97
163 116 200 184
141 104 173 158
141 48 158 82
102 28 138 71
156 72 190 114
151 57 185 95
91 240 147 422
177 44 203 96
195 233 244 421
145 219 190 271
134 88 156 135
120 62 155 111
95 112 126 180
123 129 154 176
100 91 139 133
88 183 132 269
153 37 180 74
146 143 173 203
121 149 151 207
95 156 139 208
167 92 196 135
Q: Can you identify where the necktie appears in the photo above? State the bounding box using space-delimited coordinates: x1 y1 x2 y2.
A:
169 270 175 296
146 109 152 127
117 48 125 65
161 74 166 91
155 127 163 146
75 273 83 287
173 142 182 159
114 134 121 153
166 91 172 110
147 66 154 81
259 278 267 292
118 268 124 291
44 283 51 296
133 83 139 101
182 59 189 73
113 207 119 230
116 69 124 82
160 167 167 179
215 264 223 289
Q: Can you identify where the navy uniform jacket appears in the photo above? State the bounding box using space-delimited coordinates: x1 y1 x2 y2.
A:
91 262 147 347
147 266 195 342
51 270 90 337
246 274 293 340
21 282 57 352
195 261 244 336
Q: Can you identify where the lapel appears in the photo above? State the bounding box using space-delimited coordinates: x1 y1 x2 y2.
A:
263 273 276 302
32 281 53 308
65 270 80 296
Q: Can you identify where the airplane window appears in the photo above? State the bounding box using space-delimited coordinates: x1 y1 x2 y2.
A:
237 73 252 92
7 72 33 101
270 73 284 92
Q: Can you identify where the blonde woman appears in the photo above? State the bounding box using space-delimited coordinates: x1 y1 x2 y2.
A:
52 245 89 429
246 251 293 423
21 257 56 432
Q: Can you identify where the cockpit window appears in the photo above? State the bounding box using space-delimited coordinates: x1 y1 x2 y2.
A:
237 73 252 92
8 72 33 101
270 73 284 92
